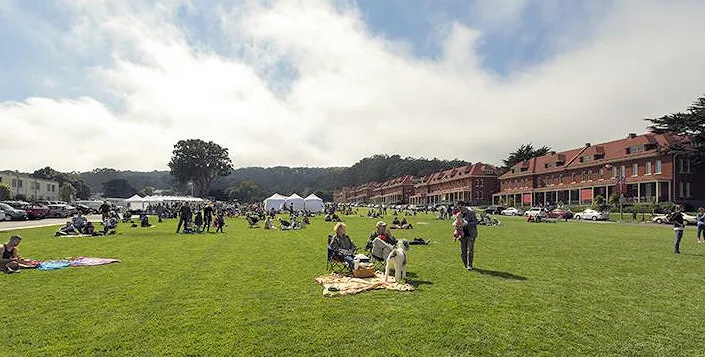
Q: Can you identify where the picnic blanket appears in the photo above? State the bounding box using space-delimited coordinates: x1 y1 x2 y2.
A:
315 272 414 297
36 257 120 271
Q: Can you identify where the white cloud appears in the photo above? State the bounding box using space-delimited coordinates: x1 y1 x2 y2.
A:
1 0 704 173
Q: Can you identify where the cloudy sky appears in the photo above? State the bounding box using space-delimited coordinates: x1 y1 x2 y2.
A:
1 0 704 172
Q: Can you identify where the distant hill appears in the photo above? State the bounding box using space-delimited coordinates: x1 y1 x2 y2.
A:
76 154 471 202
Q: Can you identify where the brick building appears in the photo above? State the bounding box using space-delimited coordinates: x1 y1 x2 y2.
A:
492 133 704 207
369 175 417 204
333 186 353 203
409 163 500 206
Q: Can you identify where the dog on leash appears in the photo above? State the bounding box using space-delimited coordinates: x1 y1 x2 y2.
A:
384 239 410 283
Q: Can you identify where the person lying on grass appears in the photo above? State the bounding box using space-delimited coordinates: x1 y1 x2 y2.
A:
1 235 22 274
329 222 357 272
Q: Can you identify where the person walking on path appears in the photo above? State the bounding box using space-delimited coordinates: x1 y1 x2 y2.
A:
457 201 478 270
696 207 705 244
670 205 685 254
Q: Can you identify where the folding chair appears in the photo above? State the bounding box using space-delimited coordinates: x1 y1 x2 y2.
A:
365 238 393 271
326 235 351 274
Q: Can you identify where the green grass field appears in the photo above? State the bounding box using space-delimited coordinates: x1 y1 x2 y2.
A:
2 213 705 356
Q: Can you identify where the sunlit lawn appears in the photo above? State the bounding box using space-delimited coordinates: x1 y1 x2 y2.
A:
2 212 705 356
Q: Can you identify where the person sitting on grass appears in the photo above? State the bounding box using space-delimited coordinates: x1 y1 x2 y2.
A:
102 213 118 235
328 223 357 272
1 235 22 274
72 213 88 233
122 210 132 223
140 213 151 228
264 217 275 230
56 221 77 236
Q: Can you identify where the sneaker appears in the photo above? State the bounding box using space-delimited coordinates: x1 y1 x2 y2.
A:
467 266 474 271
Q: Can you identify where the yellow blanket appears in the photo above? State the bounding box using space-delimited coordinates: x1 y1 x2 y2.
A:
315 272 415 297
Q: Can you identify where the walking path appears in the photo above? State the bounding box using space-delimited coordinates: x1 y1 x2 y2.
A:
0 215 102 232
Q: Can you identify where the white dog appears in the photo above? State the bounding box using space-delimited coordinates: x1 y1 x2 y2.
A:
384 240 410 283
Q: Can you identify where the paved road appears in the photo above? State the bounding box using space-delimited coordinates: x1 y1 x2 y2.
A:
0 215 103 232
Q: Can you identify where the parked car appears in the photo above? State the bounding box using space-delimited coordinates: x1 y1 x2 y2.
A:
0 210 6 221
524 207 547 218
46 204 75 218
0 202 28 220
500 207 523 216
574 209 610 221
547 208 574 220
74 204 95 215
651 213 697 225
3 201 50 219
484 206 504 215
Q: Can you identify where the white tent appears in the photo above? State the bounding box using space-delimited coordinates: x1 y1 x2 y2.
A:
304 193 324 213
285 193 305 211
124 194 147 211
264 193 287 212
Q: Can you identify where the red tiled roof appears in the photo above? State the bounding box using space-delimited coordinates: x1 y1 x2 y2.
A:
500 132 683 179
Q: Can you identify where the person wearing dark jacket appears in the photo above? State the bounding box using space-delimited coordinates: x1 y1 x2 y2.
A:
670 205 685 254
176 204 192 233
457 201 478 270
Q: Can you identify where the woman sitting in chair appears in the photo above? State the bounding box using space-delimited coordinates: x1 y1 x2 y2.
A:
329 222 357 271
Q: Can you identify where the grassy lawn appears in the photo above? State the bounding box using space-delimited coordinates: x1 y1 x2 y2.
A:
2 213 705 356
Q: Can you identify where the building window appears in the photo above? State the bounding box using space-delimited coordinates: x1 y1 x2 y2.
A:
645 162 652 175
679 181 684 197
598 168 604 179
11 179 17 188
558 174 563 185
632 163 638 176
611 167 617 178
686 182 691 198
679 158 684 173
655 160 662 174
620 165 626 178
571 174 576 183
588 170 594 181
687 159 691 173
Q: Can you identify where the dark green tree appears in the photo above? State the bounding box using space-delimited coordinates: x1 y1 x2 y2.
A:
138 186 156 197
32 166 91 199
59 183 77 202
646 95 705 163
503 144 552 169
168 139 234 197
0 184 12 200
227 180 264 203
102 179 137 198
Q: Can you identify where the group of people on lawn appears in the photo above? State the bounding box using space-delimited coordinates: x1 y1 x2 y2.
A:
175 203 225 233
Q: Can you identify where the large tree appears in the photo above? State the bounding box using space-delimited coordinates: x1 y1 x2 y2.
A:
646 95 705 163
503 144 552 169
0 183 11 200
168 139 234 197
102 179 137 198
226 180 264 203
32 166 92 199
59 183 77 202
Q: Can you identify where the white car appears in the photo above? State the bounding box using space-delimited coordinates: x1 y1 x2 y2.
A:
523 207 547 218
501 207 523 216
574 209 610 221
652 213 697 225
0 210 6 221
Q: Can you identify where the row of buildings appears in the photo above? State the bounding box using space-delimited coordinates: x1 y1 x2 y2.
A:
0 171 62 201
333 132 704 208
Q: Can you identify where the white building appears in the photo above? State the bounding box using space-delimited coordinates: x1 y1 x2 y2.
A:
0 170 61 201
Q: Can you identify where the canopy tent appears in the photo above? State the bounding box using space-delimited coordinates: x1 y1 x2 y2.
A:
264 193 287 212
304 193 324 213
124 194 148 211
284 193 305 211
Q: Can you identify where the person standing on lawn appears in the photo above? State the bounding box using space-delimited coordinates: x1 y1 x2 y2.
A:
670 205 685 254
457 201 478 270
696 207 705 244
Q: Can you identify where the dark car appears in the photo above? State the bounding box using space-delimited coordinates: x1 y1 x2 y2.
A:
547 208 574 220
74 204 95 215
0 202 28 220
484 206 504 215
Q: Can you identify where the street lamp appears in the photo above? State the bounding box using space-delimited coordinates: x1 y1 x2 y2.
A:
604 164 626 222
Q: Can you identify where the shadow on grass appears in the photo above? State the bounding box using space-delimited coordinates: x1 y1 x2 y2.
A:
681 253 705 258
474 268 528 281
405 272 433 287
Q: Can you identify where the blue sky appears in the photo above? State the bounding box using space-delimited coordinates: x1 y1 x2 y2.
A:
0 0 703 171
